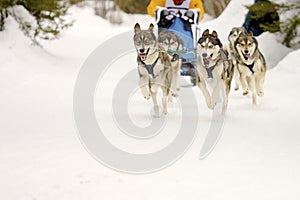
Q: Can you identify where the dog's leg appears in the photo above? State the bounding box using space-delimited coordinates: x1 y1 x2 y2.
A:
233 63 240 91
247 77 257 104
212 80 222 108
176 60 181 91
150 90 160 117
239 74 249 96
222 80 231 113
170 61 181 97
256 71 266 97
162 87 169 115
170 70 179 97
139 76 151 100
151 75 163 94
198 76 213 109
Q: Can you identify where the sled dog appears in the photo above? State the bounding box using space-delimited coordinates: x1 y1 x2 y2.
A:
228 27 247 90
158 30 183 96
234 31 267 104
134 23 173 116
197 29 234 113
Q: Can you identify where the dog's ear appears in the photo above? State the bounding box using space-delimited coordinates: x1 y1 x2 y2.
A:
202 29 209 37
134 23 141 33
149 23 154 32
212 30 218 38
241 27 247 34
239 32 245 37
217 39 223 48
247 31 253 37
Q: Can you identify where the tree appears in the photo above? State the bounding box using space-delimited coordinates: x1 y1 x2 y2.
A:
278 0 300 48
246 0 300 48
0 0 72 45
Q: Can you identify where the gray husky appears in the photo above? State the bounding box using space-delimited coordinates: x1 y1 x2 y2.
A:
134 23 173 116
158 30 183 97
234 31 267 104
228 27 247 91
197 29 234 113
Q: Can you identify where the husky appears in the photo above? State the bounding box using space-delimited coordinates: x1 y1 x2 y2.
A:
134 23 173 116
158 30 183 97
228 27 247 91
234 31 267 104
197 29 234 113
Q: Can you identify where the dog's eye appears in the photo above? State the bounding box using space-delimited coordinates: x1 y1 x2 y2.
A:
209 45 214 49
248 43 252 46
201 44 205 48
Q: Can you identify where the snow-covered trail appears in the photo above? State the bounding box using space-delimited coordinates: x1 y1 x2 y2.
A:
0 1 300 199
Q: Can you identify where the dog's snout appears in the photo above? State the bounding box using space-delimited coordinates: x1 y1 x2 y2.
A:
244 50 249 54
139 48 145 53
202 53 208 58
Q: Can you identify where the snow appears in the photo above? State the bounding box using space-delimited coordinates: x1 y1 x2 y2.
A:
0 1 300 199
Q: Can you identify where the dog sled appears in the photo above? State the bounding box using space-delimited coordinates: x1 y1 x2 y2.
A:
155 6 201 86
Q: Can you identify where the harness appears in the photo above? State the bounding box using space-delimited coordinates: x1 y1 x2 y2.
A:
206 64 217 79
245 62 255 74
203 55 220 79
141 57 159 78
236 49 256 74
203 49 231 79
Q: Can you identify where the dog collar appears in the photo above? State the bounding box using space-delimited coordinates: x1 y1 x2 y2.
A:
141 57 159 78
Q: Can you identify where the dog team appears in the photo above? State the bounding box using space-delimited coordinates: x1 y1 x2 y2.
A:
134 24 267 117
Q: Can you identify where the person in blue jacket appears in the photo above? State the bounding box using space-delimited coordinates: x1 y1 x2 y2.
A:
243 0 280 36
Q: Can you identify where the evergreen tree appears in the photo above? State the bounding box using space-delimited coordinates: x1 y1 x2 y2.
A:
278 0 300 48
246 0 299 48
0 0 72 45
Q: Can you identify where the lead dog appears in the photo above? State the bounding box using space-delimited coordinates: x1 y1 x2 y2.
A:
197 29 234 113
134 23 173 116
234 31 267 104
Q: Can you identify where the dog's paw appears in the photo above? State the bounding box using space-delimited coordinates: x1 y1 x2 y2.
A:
243 91 249 96
206 100 215 110
234 85 239 91
258 91 264 97
171 91 178 97
143 93 151 100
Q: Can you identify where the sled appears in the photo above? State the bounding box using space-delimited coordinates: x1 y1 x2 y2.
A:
155 6 201 86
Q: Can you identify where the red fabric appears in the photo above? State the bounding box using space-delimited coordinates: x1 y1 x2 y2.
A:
173 0 186 6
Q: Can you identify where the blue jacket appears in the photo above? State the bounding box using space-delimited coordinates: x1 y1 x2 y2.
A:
243 0 279 36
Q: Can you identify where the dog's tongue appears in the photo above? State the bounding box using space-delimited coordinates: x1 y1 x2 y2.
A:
140 53 147 61
243 53 250 60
